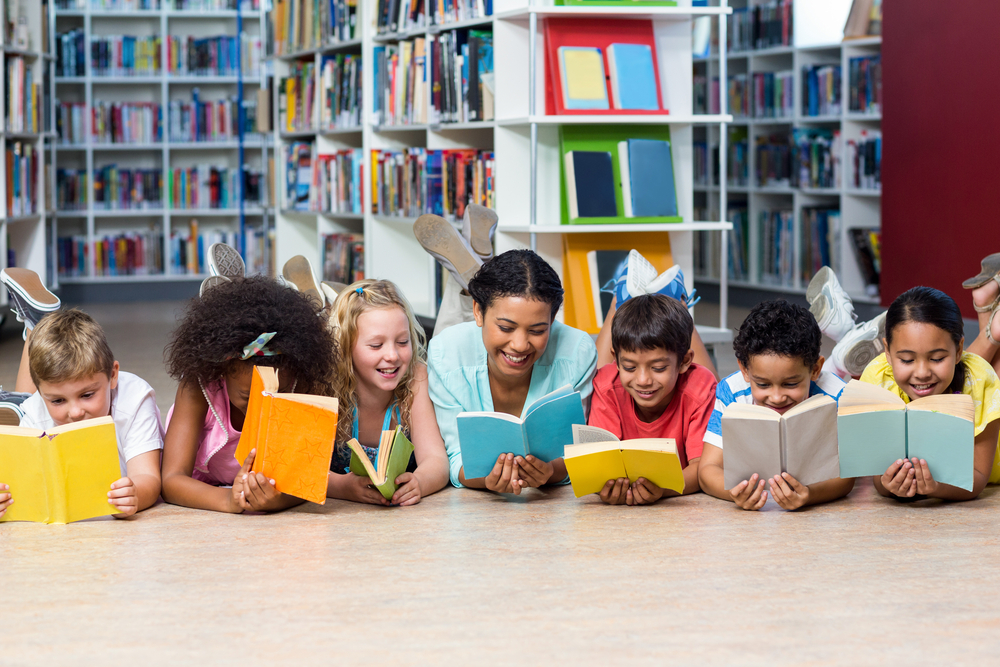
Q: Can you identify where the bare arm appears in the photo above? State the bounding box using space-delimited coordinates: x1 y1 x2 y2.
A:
160 381 243 513
123 450 161 513
697 442 729 501
406 363 449 499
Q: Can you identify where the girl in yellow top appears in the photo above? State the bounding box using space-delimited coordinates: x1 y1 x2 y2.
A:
861 286 1000 501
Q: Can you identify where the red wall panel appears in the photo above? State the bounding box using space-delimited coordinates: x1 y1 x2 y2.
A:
882 0 1000 317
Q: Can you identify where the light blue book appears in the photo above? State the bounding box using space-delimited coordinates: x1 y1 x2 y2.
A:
837 380 975 491
618 139 678 218
607 43 659 111
457 385 587 480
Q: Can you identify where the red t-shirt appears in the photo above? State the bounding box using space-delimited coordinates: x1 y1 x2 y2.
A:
587 362 717 468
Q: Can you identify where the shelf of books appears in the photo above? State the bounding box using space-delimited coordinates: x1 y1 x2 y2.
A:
0 0 50 307
691 0 882 305
270 0 734 324
51 0 272 285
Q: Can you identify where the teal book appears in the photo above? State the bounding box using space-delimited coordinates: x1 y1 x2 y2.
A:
607 43 659 111
457 385 587 479
348 425 415 500
618 138 678 218
837 380 976 490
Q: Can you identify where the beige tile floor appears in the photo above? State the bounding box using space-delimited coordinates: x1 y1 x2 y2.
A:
3 302 998 665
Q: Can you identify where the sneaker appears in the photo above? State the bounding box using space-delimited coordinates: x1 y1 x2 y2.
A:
0 268 60 337
462 205 498 261
320 281 348 306
208 243 246 279
0 390 29 426
828 311 887 377
602 249 699 307
199 275 231 298
282 255 325 310
806 266 856 342
413 214 483 290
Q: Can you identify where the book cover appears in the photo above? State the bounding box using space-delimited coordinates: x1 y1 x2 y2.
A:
0 416 120 524
607 43 660 110
557 46 609 111
234 366 339 504
564 151 617 219
564 424 684 497
624 138 678 217
456 385 586 479
347 425 415 500
721 394 840 490
836 381 975 490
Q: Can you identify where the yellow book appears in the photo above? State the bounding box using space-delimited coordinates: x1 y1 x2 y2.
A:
563 424 684 498
0 416 120 524
557 46 609 110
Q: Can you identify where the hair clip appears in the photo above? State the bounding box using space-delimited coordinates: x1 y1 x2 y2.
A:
355 287 364 295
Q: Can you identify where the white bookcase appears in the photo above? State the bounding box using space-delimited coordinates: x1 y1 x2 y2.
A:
0 0 49 306
270 0 735 327
50 0 271 287
692 4 881 306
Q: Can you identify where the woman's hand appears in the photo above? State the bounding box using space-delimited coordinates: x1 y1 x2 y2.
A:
484 453 521 494
881 459 916 498
512 455 553 488
391 472 422 506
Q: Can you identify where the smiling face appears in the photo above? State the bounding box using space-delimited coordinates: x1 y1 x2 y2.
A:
615 346 693 422
474 296 553 385
351 306 413 395
225 361 297 416
37 362 120 426
739 353 822 414
884 321 962 401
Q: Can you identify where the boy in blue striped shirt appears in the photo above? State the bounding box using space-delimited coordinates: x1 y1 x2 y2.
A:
699 300 854 510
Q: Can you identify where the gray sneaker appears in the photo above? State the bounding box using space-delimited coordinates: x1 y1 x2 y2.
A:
199 275 231 298
462 205 498 261
208 243 246 279
282 255 325 310
806 266 856 342
0 268 60 338
414 214 483 290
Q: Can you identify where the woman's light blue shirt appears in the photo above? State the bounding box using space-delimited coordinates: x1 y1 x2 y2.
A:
428 319 598 487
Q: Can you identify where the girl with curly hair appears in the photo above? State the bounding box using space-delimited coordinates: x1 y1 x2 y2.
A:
327 280 448 506
161 276 339 513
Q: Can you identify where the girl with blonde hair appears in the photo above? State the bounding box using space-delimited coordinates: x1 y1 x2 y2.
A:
327 279 449 505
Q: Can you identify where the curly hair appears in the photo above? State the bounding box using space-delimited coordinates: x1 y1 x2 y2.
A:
467 249 563 319
886 286 966 394
733 299 822 369
164 275 338 396
329 279 427 449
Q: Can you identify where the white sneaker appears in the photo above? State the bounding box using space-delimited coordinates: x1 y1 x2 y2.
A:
207 243 245 279
806 266 856 342
828 311 887 378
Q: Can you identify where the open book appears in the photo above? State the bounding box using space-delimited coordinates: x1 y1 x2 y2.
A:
347 425 414 501
837 380 974 490
564 424 684 498
234 366 338 504
721 394 840 490
0 416 120 524
456 385 586 479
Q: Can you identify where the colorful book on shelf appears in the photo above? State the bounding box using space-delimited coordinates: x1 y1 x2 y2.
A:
234 366 339 505
0 416 120 524
721 394 841 490
555 0 676 5
545 18 665 116
456 385 586 480
348 426 414 501
618 139 677 218
564 150 617 219
564 424 684 498
837 381 974 490
559 124 682 225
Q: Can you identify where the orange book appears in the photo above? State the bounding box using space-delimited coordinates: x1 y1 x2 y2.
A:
234 366 338 504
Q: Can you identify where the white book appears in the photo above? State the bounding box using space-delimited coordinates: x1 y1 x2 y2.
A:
617 140 634 218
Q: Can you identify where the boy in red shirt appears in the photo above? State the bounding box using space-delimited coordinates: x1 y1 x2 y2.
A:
589 294 717 505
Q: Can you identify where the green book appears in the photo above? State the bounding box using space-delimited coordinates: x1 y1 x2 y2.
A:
347 425 415 500
837 380 976 491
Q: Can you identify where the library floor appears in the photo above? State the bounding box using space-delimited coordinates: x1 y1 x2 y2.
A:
2 301 999 665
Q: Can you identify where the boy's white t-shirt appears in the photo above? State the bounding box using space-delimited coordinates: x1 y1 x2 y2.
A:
19 371 165 476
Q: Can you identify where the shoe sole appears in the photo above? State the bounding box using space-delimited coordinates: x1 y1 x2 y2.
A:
199 275 231 298
208 243 246 279
843 312 887 376
1 268 60 311
414 215 482 289
282 256 325 309
464 205 498 259
805 266 837 305
0 405 22 427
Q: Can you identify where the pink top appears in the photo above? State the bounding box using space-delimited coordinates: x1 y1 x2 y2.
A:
166 377 242 486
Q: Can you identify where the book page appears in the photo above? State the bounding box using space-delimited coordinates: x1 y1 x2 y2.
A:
837 379 906 416
782 397 840 486
572 423 620 445
908 393 974 423
272 393 339 412
722 412 782 490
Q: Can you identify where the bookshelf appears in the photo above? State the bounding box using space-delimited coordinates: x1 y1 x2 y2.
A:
271 0 735 330
0 0 50 308
692 1 882 306
50 0 272 287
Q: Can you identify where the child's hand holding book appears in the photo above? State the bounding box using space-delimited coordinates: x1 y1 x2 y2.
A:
729 474 768 511
108 477 139 518
767 472 810 510
0 482 10 518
